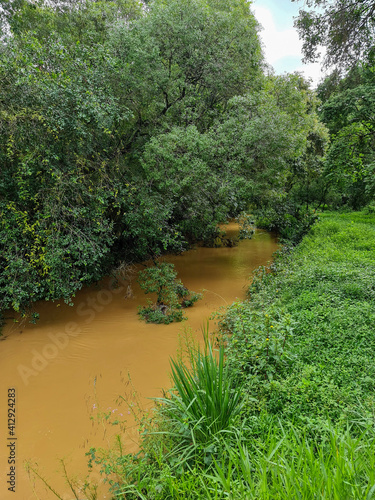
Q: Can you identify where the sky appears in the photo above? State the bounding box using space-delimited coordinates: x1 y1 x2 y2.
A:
251 0 326 87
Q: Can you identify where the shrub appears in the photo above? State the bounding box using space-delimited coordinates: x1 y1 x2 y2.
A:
237 212 255 240
138 262 202 324
255 201 318 245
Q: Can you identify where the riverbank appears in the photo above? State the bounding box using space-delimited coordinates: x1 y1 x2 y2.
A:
224 210 375 430
95 211 375 499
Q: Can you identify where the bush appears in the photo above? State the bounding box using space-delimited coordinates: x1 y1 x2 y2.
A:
255 201 318 245
138 262 202 324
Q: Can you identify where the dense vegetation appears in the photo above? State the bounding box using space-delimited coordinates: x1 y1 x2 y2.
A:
2 0 375 497
294 0 375 211
0 0 328 319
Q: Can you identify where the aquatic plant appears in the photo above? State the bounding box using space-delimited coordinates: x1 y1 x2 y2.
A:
138 263 202 324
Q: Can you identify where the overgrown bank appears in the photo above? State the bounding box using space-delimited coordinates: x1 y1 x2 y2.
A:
221 210 375 431
90 211 375 499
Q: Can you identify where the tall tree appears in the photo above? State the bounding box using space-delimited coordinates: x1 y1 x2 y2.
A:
107 0 263 144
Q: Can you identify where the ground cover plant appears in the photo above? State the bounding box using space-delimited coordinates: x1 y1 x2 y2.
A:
221 211 375 432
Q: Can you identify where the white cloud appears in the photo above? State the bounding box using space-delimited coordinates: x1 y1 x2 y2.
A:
253 6 301 64
293 61 326 87
252 4 326 87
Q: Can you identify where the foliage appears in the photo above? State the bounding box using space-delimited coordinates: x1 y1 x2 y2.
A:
316 63 375 209
91 406 375 499
140 126 235 243
293 0 375 70
0 0 264 316
255 201 319 244
0 1 325 318
220 211 375 431
215 303 295 388
156 339 244 446
0 0 143 43
209 74 326 208
211 425 375 500
137 263 202 324
89 334 246 499
107 0 263 136
237 213 255 240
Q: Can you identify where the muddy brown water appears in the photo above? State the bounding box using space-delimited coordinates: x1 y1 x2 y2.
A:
0 225 278 499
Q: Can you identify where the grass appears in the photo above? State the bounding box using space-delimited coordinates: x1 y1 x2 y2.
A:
219 211 375 433
210 425 375 499
156 339 244 446
93 421 375 499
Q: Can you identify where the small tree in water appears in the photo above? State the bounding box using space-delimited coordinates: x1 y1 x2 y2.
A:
138 263 202 324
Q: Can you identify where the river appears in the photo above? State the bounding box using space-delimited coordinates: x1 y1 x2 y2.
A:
0 225 278 499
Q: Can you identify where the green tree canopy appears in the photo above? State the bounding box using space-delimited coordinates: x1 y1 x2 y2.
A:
317 63 375 207
0 0 327 319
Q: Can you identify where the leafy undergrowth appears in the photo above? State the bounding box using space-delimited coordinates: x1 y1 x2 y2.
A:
219 211 375 433
90 211 375 499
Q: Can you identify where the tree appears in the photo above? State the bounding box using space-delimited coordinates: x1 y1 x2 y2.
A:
293 0 375 208
140 73 327 237
0 10 177 314
322 84 375 207
1 0 143 43
106 0 263 142
293 0 375 70
137 263 202 324
207 73 327 208
315 63 375 208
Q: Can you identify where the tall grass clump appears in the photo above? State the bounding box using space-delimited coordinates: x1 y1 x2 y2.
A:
91 419 375 499
156 337 244 446
143 326 245 472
